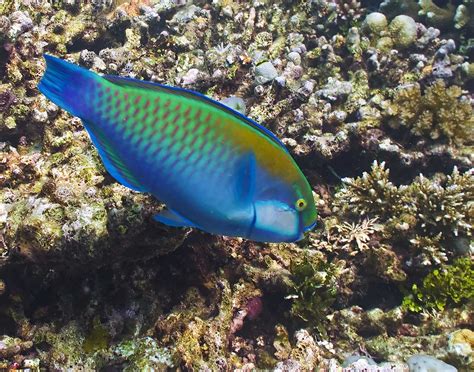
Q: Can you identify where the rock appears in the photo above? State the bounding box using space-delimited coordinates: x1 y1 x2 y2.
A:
220 96 246 115
342 355 377 368
254 61 278 85
316 77 352 101
447 329 474 369
287 52 301 65
8 11 33 40
406 355 457 372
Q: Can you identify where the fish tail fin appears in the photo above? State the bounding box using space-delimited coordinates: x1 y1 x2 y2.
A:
38 54 99 118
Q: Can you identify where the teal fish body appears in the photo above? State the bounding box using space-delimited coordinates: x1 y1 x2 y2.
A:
38 55 317 242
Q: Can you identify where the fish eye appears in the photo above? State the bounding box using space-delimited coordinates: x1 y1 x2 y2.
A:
295 198 307 211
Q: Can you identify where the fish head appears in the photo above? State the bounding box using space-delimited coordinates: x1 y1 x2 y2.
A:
249 176 317 243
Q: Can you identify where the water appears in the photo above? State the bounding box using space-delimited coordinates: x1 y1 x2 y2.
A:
0 1 472 370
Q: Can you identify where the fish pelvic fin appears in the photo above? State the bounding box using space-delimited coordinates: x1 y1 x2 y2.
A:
38 54 99 118
153 209 197 228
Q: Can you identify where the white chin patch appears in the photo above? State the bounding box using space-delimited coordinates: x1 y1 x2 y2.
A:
254 200 299 239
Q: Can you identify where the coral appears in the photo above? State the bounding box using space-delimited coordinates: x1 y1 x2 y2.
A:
447 329 474 369
402 258 474 313
418 0 457 28
336 162 473 265
362 12 388 36
379 0 420 19
387 80 474 145
0 0 472 370
335 161 401 220
388 15 418 48
0 335 32 359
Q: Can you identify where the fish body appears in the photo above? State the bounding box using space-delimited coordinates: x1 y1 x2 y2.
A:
38 55 317 242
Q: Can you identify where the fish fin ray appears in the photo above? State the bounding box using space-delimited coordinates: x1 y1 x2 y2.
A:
38 54 98 118
103 75 289 153
84 122 146 192
153 209 196 228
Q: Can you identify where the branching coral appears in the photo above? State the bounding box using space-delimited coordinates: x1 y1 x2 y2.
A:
335 161 401 220
387 80 473 145
402 257 474 313
335 161 473 264
402 168 474 239
337 218 382 253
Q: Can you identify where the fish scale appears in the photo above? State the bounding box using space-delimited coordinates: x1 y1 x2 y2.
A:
98 86 224 188
38 54 318 242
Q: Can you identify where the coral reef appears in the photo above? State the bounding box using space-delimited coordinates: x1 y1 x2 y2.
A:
0 0 472 370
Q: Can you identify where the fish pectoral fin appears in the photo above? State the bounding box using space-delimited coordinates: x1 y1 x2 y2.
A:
153 209 197 228
83 121 146 193
235 152 256 204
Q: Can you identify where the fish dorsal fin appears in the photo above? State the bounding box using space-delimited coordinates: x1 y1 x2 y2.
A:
84 121 146 192
103 75 290 154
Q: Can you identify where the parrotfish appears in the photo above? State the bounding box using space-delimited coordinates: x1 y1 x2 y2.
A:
38 55 317 242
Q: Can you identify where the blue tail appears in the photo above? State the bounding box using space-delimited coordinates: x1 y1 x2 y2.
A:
38 54 97 118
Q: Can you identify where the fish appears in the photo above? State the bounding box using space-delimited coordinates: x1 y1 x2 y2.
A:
38 54 317 242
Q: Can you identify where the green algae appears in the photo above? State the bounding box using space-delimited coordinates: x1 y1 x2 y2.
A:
83 317 109 353
288 254 339 336
403 258 474 313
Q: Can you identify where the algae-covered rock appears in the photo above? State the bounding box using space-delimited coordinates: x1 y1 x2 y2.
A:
448 329 474 369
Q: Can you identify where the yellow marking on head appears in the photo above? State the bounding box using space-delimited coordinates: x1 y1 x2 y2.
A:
218 116 301 184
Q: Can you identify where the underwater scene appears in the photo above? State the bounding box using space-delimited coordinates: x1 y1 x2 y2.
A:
0 0 473 370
